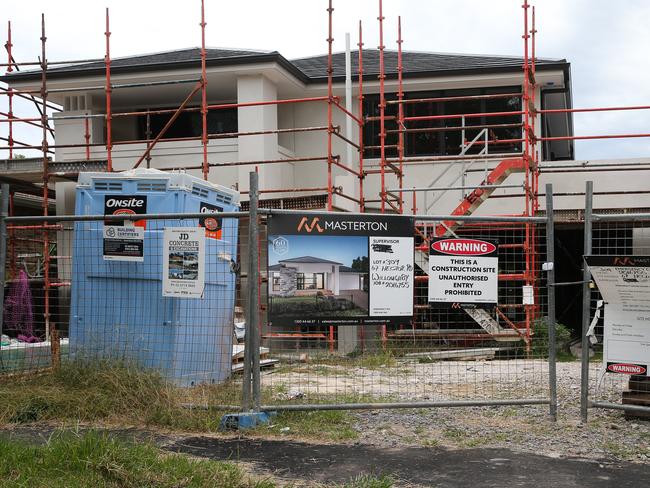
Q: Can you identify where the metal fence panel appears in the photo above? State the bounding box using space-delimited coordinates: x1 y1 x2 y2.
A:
0 209 249 410
256 209 553 413
582 185 650 419
1 182 557 417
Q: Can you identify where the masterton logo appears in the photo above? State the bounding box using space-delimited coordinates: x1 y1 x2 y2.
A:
297 217 324 233
607 363 647 375
613 257 636 266
432 239 496 256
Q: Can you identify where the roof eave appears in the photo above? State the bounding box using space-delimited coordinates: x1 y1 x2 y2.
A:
0 52 309 84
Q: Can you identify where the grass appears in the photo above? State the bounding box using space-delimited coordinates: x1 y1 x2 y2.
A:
253 410 358 442
0 430 274 488
0 360 358 443
0 431 394 487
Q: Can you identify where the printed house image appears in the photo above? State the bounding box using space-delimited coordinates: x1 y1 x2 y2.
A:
269 256 368 319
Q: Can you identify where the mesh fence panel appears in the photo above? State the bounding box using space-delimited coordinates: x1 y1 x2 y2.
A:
1 215 247 408
258 217 552 409
589 218 650 416
1 211 554 412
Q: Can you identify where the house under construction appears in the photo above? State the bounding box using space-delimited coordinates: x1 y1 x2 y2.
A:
1 0 650 348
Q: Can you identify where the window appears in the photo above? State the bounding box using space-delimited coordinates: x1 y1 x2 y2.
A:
363 87 522 159
297 273 325 290
136 107 238 140
272 272 281 292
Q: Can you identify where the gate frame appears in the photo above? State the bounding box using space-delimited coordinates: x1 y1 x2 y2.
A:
249 184 558 419
580 180 650 420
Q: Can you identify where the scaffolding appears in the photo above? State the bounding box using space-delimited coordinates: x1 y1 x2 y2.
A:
3 0 650 347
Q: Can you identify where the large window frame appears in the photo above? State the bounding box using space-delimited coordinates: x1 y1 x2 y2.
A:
363 86 523 159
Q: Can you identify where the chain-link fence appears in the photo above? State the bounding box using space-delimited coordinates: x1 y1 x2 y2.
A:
0 180 559 418
254 201 556 415
581 181 650 420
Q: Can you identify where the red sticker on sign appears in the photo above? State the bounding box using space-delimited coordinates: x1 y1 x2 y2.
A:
431 238 496 256
607 363 647 375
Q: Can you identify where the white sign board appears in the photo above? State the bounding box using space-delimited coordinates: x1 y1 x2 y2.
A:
585 256 650 376
603 306 650 376
103 225 144 262
428 238 498 304
162 227 205 298
369 236 414 316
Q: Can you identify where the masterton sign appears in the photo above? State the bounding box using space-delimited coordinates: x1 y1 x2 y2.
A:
267 213 414 327
428 238 498 304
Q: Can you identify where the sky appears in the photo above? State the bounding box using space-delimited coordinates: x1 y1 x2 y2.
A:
2 0 650 160
268 235 367 267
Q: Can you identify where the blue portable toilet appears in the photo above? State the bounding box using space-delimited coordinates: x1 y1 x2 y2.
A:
69 169 240 386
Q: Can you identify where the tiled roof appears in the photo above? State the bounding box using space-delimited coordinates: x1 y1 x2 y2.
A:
1 47 567 84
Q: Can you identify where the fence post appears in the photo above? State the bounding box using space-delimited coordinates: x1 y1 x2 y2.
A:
0 184 8 345
580 181 594 422
242 174 259 411
249 172 261 411
545 183 557 421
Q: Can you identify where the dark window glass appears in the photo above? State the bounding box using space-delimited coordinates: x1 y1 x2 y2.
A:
363 87 522 158
137 107 237 140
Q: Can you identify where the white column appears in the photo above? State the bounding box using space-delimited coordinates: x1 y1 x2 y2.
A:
237 75 280 193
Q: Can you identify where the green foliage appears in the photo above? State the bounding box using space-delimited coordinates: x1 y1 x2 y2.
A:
0 361 227 431
271 295 366 316
531 318 572 357
0 431 274 488
339 474 393 488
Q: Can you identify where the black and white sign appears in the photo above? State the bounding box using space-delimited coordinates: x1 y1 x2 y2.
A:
102 194 147 261
585 255 650 376
428 238 498 304
103 195 147 227
163 227 205 298
369 236 414 317
267 213 414 327
103 225 144 262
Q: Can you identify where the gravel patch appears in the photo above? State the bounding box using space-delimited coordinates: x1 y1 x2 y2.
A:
265 359 650 463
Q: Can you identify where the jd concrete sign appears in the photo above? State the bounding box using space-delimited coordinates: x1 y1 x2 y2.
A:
428 238 498 304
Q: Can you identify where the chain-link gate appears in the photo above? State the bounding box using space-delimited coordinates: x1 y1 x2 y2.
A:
580 181 650 420
245 183 558 417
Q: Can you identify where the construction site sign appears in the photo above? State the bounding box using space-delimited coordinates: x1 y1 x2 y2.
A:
267 213 414 327
585 255 650 376
428 238 498 304
102 194 148 261
102 225 144 262
162 227 205 298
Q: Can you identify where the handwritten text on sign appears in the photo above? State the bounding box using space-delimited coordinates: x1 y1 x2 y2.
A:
369 236 414 316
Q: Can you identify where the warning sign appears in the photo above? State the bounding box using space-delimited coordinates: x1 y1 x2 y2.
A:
103 225 144 262
428 238 498 304
585 255 650 376
162 227 205 298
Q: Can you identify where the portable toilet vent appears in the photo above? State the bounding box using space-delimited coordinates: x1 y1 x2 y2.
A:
69 169 240 386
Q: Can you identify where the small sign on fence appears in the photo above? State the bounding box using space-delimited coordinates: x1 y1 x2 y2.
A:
428 238 498 304
267 213 414 327
585 255 650 376
102 194 148 262
162 227 205 298
102 225 144 262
